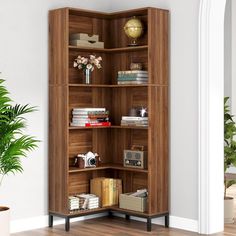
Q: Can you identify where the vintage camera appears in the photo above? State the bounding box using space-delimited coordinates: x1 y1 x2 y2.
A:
123 145 147 169
77 151 100 168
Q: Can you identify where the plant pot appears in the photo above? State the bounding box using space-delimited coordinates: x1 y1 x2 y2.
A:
224 197 234 223
0 206 10 235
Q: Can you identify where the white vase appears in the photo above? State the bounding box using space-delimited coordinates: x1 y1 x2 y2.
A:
0 206 10 236
224 197 234 224
84 68 91 84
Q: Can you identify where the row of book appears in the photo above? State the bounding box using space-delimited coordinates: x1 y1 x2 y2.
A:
117 70 148 85
69 194 99 211
70 108 111 127
121 116 148 127
90 177 122 207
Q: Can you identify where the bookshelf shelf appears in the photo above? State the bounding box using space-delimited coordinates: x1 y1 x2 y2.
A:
69 164 148 173
49 6 169 232
68 45 148 53
68 125 148 130
68 84 169 88
68 84 148 88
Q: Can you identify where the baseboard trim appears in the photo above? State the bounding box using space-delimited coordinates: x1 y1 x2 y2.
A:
10 212 108 233
11 212 198 233
113 212 198 233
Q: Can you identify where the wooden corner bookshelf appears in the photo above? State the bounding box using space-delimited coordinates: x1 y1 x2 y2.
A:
49 7 169 232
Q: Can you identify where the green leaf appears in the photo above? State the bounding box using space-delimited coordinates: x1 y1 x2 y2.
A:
0 79 39 183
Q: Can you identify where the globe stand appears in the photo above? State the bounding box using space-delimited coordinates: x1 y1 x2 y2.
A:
128 38 138 46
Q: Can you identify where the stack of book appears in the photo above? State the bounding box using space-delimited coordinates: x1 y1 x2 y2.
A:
117 70 148 85
90 177 122 207
68 196 80 211
77 194 99 210
71 108 111 127
121 116 148 127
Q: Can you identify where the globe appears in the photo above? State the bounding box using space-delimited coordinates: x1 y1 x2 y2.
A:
124 16 143 46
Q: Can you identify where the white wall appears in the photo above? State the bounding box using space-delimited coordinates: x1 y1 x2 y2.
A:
0 0 200 230
224 0 232 98
110 0 199 220
232 0 236 116
0 0 110 222
227 0 236 174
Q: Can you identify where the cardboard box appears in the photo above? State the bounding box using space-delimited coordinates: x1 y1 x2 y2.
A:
119 193 147 212
70 39 104 48
70 33 99 42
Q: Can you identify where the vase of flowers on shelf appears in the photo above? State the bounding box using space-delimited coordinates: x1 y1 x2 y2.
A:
73 55 102 84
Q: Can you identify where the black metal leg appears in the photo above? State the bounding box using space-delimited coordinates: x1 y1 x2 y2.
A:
165 214 169 228
147 217 152 232
125 214 130 220
65 217 70 231
108 210 113 218
49 214 53 227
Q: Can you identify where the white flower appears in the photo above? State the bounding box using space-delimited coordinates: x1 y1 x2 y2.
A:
90 55 95 60
86 64 93 70
73 54 102 71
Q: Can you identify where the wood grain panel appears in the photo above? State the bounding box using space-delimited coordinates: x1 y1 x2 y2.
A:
69 129 92 158
49 85 68 213
148 8 169 85
69 87 93 115
92 88 112 113
110 129 131 165
92 129 112 164
49 9 69 85
148 86 168 214
69 15 93 34
132 172 148 192
131 130 148 149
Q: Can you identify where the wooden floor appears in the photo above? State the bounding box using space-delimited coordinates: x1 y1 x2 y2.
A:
12 216 236 236
12 184 236 236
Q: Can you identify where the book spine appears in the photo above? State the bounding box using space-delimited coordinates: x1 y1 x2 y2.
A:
102 179 110 207
118 70 148 74
117 75 148 79
117 81 147 85
108 179 113 206
85 122 111 127
117 77 148 81
73 108 106 112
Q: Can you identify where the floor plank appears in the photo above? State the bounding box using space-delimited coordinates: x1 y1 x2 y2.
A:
12 216 236 236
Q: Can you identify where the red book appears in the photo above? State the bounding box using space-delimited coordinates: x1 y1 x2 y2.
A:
85 122 111 127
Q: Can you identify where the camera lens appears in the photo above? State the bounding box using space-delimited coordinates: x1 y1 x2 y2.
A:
88 158 96 165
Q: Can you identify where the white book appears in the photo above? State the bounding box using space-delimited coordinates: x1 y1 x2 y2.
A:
73 108 106 112
72 118 90 122
70 123 86 127
122 116 148 121
117 81 148 85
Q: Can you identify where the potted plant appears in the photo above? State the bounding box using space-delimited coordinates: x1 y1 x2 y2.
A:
224 97 236 223
0 78 38 235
